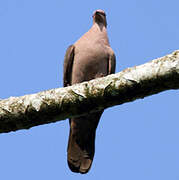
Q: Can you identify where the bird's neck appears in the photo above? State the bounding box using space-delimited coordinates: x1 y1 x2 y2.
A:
93 21 106 30
92 23 109 45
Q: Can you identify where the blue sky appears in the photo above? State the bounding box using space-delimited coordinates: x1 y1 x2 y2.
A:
0 0 179 179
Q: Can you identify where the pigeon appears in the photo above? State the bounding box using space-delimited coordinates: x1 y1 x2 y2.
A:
63 9 116 174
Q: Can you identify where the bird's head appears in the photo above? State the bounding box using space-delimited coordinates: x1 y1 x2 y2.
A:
92 9 107 27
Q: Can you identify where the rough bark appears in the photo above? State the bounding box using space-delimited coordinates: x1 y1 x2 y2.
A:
0 50 179 133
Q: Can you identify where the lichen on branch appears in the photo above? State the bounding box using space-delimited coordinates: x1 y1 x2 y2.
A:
0 50 179 133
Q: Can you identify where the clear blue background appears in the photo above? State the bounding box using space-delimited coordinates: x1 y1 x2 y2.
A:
0 0 179 179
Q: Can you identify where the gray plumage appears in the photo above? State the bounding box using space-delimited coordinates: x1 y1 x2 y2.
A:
63 9 116 174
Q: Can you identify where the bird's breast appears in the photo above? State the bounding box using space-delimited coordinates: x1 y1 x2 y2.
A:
71 43 109 84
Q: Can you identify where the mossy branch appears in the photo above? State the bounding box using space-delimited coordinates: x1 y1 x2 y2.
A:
0 50 179 133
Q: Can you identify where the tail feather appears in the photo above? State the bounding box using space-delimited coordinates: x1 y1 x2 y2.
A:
67 111 103 174
67 131 93 174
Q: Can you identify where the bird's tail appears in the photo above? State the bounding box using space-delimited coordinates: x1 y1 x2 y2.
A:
67 111 103 174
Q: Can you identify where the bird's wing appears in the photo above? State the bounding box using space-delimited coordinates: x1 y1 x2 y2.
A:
108 51 116 75
63 45 75 87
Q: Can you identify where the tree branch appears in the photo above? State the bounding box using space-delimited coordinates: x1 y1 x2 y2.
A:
1 50 179 133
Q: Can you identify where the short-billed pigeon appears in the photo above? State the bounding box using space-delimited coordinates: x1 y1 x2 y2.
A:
63 9 116 174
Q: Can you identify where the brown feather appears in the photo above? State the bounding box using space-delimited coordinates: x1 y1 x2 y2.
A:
63 9 116 174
